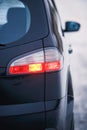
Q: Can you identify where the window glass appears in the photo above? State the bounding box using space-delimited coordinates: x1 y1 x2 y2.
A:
48 0 63 52
48 0 63 36
0 0 31 44
0 0 48 45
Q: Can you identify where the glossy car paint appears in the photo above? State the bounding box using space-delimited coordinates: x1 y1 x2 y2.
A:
0 0 75 130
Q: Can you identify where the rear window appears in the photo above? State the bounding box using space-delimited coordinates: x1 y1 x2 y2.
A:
0 0 48 45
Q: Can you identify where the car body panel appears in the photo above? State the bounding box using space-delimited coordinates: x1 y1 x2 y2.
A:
0 0 75 130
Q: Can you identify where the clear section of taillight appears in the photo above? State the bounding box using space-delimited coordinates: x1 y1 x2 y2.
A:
10 51 44 66
44 48 63 72
8 48 63 75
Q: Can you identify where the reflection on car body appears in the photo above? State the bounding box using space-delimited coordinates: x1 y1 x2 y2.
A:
0 0 80 130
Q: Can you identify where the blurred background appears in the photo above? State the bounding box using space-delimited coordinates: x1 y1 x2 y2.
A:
55 0 87 130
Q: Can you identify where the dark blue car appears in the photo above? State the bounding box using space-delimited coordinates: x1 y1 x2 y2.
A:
0 0 80 129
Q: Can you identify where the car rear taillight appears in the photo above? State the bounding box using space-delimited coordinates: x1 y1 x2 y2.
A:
8 48 63 75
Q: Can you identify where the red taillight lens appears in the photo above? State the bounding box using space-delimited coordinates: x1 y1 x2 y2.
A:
9 65 29 74
45 61 62 72
9 64 44 74
8 48 63 75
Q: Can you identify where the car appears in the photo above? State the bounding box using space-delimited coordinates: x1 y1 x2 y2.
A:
0 0 80 130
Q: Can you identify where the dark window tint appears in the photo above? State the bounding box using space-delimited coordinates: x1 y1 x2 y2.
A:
47 0 63 52
0 0 48 45
0 0 31 44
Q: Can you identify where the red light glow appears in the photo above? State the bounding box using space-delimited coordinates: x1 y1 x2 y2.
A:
9 61 62 75
45 61 61 72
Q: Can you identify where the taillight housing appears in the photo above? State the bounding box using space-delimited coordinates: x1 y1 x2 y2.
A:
7 47 63 75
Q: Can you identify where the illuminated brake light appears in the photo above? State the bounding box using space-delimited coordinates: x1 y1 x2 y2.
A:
45 61 62 72
29 63 43 73
9 65 29 74
8 48 63 75
9 64 44 74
